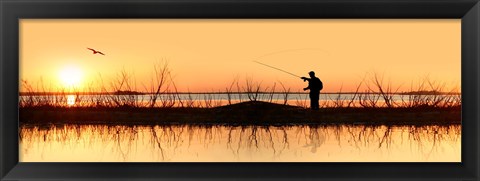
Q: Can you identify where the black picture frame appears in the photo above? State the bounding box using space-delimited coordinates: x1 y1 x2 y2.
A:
1 0 478 180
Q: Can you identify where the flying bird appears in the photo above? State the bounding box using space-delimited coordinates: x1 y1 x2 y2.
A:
87 48 105 55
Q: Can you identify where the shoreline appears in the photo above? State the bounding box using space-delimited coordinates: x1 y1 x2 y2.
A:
20 101 461 126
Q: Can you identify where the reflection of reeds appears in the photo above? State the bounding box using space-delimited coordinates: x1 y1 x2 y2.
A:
19 124 461 161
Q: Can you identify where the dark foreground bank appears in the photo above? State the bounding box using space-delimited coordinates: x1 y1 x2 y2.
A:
19 101 461 126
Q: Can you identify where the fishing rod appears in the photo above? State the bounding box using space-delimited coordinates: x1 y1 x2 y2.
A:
253 60 301 78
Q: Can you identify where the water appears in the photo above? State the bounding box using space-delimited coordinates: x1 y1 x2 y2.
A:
19 93 460 108
19 124 461 162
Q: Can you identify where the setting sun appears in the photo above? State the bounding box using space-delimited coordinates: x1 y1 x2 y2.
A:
59 66 83 88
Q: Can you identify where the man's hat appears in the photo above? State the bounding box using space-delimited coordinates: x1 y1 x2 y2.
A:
309 71 315 75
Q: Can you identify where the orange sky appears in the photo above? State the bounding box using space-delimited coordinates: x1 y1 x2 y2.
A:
20 19 460 93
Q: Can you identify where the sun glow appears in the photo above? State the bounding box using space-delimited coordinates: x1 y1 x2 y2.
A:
59 66 83 88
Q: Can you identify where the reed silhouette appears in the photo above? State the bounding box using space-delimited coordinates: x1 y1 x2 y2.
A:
19 63 461 125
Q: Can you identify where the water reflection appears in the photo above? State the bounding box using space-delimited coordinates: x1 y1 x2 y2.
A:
66 95 76 106
19 124 461 162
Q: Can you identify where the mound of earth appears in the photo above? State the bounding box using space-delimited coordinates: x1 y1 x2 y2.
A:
20 101 460 126
215 101 302 110
212 101 306 124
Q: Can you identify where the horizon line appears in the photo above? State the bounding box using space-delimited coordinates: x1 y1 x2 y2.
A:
19 90 461 96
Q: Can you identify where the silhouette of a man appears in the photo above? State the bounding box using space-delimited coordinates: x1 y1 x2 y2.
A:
301 71 323 110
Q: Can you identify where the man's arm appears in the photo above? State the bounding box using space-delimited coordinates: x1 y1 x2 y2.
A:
301 77 311 91
301 77 311 81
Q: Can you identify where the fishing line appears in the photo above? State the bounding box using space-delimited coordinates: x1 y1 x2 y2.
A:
253 61 301 78
252 48 329 78
254 48 330 61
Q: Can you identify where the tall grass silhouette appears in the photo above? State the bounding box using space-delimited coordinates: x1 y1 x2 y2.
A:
19 63 461 110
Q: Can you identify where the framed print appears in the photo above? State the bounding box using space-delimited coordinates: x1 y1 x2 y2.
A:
1 0 479 180
17 19 463 162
